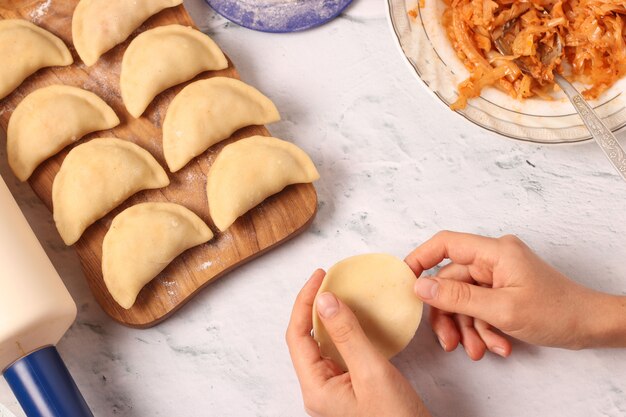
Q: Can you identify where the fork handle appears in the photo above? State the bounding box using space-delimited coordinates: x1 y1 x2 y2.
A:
554 74 626 181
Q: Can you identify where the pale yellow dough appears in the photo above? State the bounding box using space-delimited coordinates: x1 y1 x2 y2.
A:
312 254 423 371
7 85 120 181
52 138 170 245
103 202 213 309
0 20 73 99
120 25 228 118
163 77 280 172
72 0 184 66
207 136 319 231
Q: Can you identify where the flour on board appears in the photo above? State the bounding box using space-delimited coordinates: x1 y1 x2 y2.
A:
186 170 201 183
161 280 178 296
30 0 52 22
197 260 213 271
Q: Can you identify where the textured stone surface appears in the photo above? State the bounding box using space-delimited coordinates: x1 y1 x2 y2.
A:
1 0 626 415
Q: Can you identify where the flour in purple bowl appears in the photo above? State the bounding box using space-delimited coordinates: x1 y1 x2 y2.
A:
205 0 353 33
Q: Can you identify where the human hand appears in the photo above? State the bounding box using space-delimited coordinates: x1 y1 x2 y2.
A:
286 269 432 417
405 231 626 360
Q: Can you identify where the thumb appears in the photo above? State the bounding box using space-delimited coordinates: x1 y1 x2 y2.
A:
414 276 501 322
316 292 385 374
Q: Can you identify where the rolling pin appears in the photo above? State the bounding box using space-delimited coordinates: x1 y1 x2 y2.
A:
0 176 93 417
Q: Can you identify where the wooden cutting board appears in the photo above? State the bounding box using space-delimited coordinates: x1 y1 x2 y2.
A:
0 1 318 328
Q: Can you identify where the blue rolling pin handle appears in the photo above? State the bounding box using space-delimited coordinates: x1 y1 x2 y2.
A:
3 346 93 417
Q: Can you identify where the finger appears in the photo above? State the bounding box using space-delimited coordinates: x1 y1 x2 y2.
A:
405 231 499 284
454 314 486 361
287 269 326 341
315 292 385 378
474 319 512 358
414 276 503 323
286 269 327 387
430 307 460 352
437 262 472 282
429 265 483 354
437 263 496 295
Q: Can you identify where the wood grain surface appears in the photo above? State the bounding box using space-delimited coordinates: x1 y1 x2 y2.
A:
0 0 318 328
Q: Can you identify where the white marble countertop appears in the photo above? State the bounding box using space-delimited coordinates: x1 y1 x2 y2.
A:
2 0 626 416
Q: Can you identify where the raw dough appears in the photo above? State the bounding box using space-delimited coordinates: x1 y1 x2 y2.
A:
52 138 170 245
312 253 423 371
0 20 73 99
102 202 213 309
120 24 228 118
206 135 319 231
7 85 120 181
163 77 280 172
72 0 183 66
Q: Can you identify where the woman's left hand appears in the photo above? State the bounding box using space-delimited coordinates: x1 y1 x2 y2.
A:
286 269 432 417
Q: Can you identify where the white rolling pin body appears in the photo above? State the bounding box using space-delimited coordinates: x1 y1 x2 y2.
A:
0 176 76 371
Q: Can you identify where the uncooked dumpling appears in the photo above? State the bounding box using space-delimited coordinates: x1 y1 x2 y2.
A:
0 20 73 99
103 202 213 309
207 136 319 231
163 77 280 172
8 85 120 181
72 0 183 66
53 138 170 245
312 254 423 371
120 25 228 118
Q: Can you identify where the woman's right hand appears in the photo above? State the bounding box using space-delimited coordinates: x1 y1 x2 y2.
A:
405 231 626 360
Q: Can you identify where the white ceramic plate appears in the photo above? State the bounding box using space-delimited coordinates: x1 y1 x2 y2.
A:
386 0 626 144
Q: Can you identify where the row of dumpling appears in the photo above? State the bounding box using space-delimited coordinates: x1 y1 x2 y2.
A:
45 134 319 242
2 1 320 309
1 0 224 120
8 76 288 179
2 1 184 101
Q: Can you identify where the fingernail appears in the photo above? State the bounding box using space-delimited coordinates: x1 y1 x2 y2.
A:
316 292 339 319
414 278 439 300
437 337 447 351
492 346 507 357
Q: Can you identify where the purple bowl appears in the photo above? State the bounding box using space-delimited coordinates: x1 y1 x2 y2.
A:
205 0 354 33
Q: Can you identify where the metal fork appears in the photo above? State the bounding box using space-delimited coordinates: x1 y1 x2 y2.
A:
494 21 626 180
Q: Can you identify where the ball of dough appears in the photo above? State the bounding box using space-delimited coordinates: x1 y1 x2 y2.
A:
312 253 423 370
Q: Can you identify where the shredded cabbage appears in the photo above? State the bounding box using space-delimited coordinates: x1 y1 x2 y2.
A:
412 0 626 109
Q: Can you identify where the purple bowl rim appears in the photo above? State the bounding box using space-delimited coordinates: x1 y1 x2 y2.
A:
204 0 355 33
